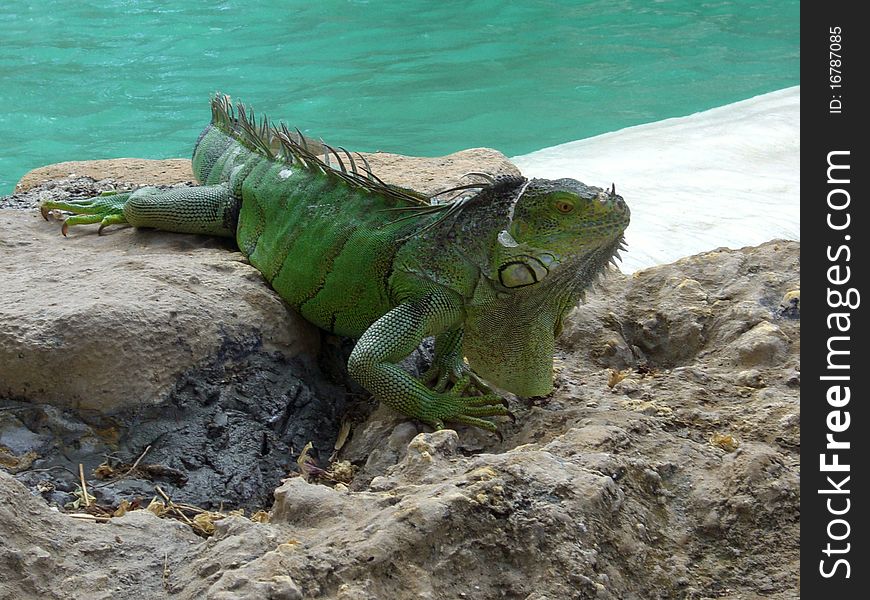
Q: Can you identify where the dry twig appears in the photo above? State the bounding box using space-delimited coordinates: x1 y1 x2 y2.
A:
155 485 193 525
78 463 91 507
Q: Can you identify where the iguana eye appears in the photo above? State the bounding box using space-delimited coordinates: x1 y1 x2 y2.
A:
555 200 574 214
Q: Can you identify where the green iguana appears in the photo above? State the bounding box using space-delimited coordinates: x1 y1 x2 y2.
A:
40 94 630 433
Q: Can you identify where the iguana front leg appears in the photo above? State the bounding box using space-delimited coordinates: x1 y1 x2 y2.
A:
348 290 509 432
422 328 494 395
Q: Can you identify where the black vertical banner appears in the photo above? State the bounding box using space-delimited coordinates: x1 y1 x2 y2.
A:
802 3 868 597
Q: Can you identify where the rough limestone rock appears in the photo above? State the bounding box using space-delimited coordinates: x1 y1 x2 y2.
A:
0 469 200 599
0 209 320 412
0 160 798 599
14 158 196 194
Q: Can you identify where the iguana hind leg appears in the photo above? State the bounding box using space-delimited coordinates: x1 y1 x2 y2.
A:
41 193 129 236
41 184 239 238
348 289 510 433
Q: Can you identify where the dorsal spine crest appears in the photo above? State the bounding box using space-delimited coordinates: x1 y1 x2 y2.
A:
210 93 438 207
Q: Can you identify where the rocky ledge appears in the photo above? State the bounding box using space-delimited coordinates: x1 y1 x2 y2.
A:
1 155 798 599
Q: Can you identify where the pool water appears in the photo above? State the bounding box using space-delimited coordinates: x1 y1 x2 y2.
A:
0 0 799 194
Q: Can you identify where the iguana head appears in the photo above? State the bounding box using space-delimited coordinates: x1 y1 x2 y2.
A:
462 177 630 397
494 178 630 290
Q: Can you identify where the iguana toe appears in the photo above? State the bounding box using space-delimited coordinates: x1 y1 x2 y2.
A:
61 214 103 236
97 214 128 235
448 415 500 433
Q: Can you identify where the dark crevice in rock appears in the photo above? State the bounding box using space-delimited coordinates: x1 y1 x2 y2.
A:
6 333 355 511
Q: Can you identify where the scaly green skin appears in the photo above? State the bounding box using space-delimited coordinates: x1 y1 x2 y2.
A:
40 94 630 433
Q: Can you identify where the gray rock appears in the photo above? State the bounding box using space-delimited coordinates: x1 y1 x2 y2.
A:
731 321 791 366
0 208 320 412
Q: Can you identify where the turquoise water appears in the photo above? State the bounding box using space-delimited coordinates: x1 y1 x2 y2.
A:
0 0 799 194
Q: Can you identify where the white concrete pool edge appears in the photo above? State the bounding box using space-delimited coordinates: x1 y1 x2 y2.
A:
512 86 800 273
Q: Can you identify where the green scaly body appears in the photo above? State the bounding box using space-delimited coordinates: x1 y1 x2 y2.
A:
40 94 630 432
